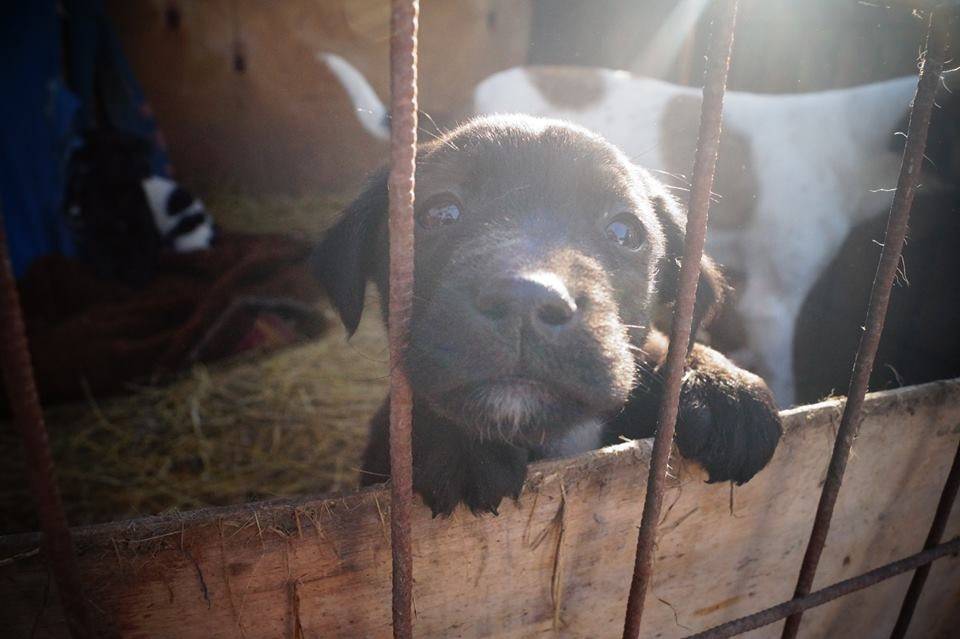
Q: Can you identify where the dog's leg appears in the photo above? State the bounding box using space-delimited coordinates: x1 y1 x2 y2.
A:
361 400 529 516
606 332 782 484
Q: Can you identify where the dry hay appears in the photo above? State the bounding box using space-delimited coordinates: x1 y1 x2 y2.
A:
0 299 387 534
0 190 395 534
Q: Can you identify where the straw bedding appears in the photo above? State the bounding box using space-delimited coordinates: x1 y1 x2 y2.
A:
0 192 390 533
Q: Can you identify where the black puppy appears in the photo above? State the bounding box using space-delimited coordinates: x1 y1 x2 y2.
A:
315 115 781 516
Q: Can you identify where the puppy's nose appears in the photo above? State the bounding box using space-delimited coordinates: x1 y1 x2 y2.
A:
473 273 577 329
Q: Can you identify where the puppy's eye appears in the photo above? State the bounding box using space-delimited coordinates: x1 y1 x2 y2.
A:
417 194 462 229
604 213 645 250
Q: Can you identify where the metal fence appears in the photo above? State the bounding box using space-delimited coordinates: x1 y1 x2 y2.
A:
0 1 957 638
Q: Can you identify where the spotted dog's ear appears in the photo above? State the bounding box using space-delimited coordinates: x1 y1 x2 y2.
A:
649 181 728 345
311 169 389 336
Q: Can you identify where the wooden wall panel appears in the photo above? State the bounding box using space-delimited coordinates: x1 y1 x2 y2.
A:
105 0 534 194
2 379 959 638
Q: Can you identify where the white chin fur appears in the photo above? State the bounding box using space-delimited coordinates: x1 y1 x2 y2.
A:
465 382 604 456
481 383 547 431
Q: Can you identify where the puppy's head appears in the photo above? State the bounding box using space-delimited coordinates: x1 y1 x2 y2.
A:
314 115 724 445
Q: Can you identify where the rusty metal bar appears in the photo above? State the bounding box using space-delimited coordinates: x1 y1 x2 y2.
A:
889 438 960 638
387 1 419 637
684 537 960 639
0 209 91 637
780 9 951 638
621 2 739 637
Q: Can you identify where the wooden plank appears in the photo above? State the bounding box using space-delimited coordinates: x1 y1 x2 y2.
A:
2 379 959 638
103 0 535 193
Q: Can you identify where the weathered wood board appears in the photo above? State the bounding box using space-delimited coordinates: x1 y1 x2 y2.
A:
104 0 534 193
2 380 959 638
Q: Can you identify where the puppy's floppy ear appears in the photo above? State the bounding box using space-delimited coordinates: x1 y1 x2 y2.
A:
651 188 728 343
311 169 388 336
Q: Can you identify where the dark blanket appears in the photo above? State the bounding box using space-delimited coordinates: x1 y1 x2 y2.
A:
15 233 326 405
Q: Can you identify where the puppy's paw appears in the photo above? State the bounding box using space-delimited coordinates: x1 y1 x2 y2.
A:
461 442 528 515
674 368 782 484
414 439 528 517
418 476 469 518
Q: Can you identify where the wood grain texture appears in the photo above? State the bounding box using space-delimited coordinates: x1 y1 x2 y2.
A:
2 379 959 638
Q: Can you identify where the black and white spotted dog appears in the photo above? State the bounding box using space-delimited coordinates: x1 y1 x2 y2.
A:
65 130 215 283
140 175 215 253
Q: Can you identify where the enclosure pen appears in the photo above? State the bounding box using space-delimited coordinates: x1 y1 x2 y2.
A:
779 8 952 639
890 439 960 638
621 1 740 637
621 3 960 639
386 1 420 638
1 1 960 638
684 537 960 639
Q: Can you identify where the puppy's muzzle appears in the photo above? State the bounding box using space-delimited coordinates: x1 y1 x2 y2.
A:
473 272 579 340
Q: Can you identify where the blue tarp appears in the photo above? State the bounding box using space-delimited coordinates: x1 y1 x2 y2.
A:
0 0 169 278
0 3 78 278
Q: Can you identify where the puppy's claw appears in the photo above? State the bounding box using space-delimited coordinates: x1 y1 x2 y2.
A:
421 486 461 518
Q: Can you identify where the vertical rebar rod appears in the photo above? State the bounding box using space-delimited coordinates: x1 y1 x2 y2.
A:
621 2 739 637
387 1 419 637
0 209 91 638
889 438 960 639
780 9 950 638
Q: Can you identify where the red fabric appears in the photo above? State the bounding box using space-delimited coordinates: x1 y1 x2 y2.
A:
15 233 325 405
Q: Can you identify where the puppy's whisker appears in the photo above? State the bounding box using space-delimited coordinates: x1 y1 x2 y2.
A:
649 169 693 190
417 126 457 150
419 110 458 149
